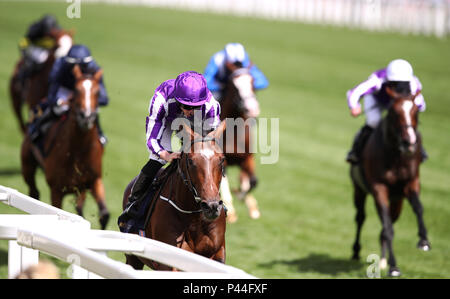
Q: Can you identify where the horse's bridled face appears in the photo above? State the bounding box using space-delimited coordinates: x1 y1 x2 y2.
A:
391 98 419 153
74 79 99 130
232 73 260 118
188 144 225 220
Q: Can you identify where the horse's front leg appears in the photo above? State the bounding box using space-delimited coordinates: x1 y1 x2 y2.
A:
406 178 431 251
212 246 226 264
373 183 400 277
75 191 86 217
240 158 260 219
91 178 110 230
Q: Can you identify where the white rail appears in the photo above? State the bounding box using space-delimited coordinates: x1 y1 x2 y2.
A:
83 0 450 37
0 185 255 279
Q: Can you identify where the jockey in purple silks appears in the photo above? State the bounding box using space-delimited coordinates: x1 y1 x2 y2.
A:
119 71 221 222
346 59 427 164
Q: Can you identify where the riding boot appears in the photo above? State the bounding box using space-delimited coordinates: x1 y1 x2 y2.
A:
118 160 164 224
95 116 108 146
346 125 373 164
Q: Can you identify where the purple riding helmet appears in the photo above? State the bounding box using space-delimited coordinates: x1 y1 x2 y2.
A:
174 71 212 106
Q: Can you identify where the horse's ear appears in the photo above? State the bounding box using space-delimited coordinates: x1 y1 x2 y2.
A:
72 64 83 81
208 120 227 139
385 86 396 99
93 68 103 82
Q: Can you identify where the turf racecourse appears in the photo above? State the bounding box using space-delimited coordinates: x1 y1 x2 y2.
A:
0 1 449 279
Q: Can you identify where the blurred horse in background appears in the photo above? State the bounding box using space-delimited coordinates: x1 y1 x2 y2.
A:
10 29 73 133
219 67 261 223
350 91 430 277
122 122 227 270
21 64 109 229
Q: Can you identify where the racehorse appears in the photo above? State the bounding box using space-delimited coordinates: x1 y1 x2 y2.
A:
350 90 430 277
10 29 73 133
219 67 261 223
20 64 110 229
122 121 227 270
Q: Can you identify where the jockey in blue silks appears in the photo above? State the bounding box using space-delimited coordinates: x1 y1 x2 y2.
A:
203 43 269 101
29 44 109 145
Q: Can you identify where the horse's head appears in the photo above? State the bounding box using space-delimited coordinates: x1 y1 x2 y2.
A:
72 64 102 130
178 121 227 220
386 90 420 154
226 68 260 119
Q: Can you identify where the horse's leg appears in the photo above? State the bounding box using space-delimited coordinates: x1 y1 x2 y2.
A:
351 182 367 260
211 246 226 264
21 140 40 200
220 174 237 223
240 157 260 219
406 178 430 251
50 188 63 209
373 184 400 277
75 191 86 217
125 254 144 270
90 178 110 230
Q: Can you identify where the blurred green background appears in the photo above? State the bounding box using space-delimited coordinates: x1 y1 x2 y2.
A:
0 1 449 278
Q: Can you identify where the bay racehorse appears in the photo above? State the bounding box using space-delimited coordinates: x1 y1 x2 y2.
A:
122 121 227 270
20 64 110 229
219 67 261 223
350 90 430 277
10 29 73 133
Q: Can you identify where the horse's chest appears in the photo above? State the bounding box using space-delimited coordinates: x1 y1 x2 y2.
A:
384 166 414 184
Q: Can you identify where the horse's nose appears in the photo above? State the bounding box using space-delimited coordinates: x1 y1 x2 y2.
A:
200 199 223 219
201 200 223 211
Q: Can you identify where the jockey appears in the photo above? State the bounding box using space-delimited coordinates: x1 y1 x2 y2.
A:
17 15 68 85
118 71 221 223
346 59 427 164
203 43 269 101
29 44 109 144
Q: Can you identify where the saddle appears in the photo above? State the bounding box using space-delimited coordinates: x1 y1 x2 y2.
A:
118 161 178 236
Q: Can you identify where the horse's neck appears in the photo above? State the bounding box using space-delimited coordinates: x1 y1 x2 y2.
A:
222 88 243 119
378 118 419 166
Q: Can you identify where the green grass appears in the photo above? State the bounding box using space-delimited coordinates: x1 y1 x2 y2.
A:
0 1 449 279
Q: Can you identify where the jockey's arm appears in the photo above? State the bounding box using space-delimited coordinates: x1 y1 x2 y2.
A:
204 54 222 92
98 77 109 106
346 74 381 116
146 93 169 159
249 64 269 90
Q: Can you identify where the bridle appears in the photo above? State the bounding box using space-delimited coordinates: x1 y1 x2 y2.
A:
161 136 219 213
384 97 418 153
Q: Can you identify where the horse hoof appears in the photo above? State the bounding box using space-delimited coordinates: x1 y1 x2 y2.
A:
417 240 431 251
249 209 260 219
389 267 401 277
351 254 360 260
380 258 387 270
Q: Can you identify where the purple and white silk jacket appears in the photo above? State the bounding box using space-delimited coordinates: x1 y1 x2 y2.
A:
145 79 221 156
346 68 426 111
